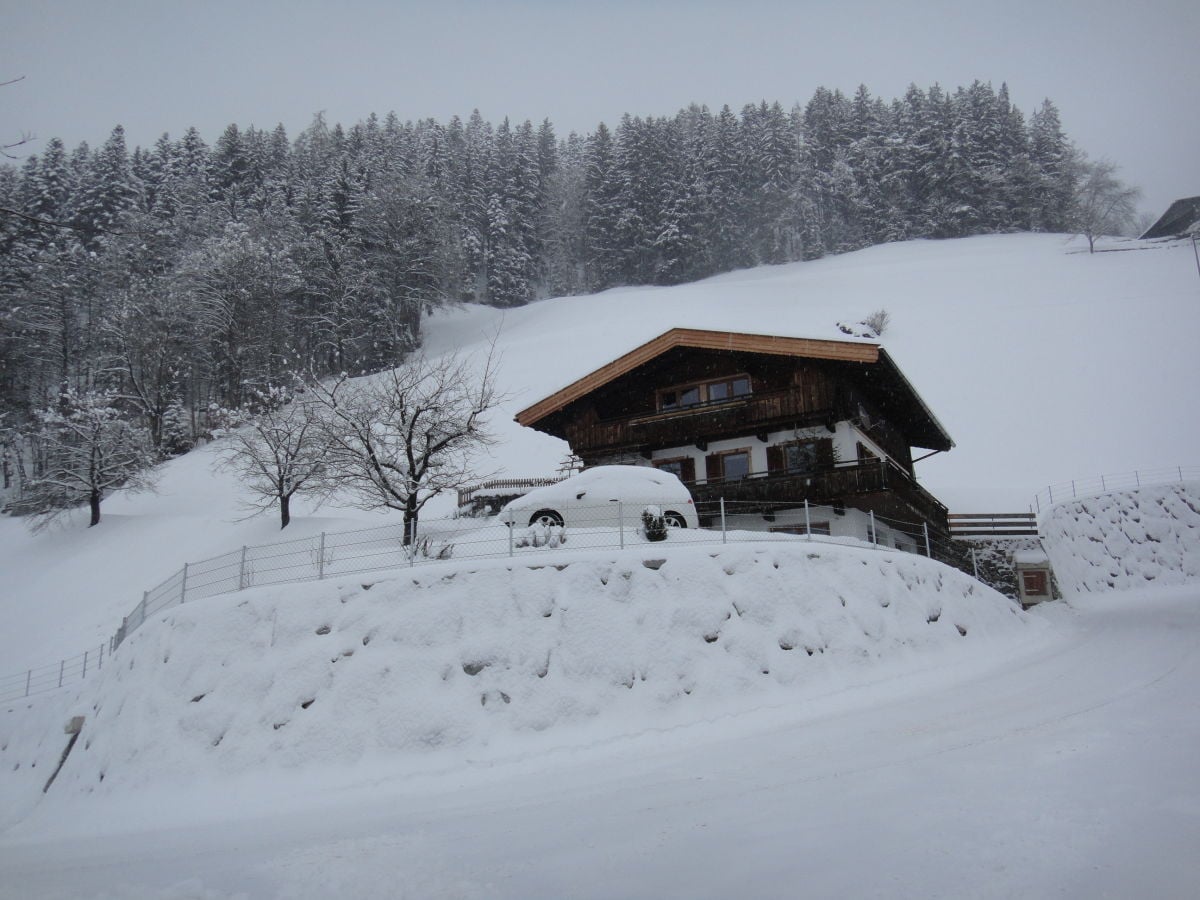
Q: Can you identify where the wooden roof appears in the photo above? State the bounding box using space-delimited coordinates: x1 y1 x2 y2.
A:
515 328 881 427
1139 196 1200 239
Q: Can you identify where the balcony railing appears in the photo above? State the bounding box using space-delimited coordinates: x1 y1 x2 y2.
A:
565 387 838 455
686 458 949 531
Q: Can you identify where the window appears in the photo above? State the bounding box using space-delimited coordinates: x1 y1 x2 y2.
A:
706 448 752 482
1022 571 1049 597
722 451 750 481
784 442 819 473
654 457 696 482
770 522 831 536
658 375 752 412
768 438 833 475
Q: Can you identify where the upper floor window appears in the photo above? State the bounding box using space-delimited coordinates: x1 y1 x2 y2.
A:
659 375 751 411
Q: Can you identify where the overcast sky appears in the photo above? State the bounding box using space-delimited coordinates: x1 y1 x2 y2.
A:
3 0 1197 216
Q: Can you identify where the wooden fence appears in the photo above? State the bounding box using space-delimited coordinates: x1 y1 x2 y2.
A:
948 513 1038 538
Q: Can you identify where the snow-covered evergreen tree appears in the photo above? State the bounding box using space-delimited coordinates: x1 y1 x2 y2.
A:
22 389 156 528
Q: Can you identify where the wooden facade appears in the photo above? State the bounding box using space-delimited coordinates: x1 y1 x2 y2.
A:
515 328 955 541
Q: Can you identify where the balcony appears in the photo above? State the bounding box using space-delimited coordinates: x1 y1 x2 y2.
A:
565 387 838 456
686 458 949 533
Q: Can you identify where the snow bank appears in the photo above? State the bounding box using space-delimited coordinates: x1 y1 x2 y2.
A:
1 541 1035 826
1040 482 1200 594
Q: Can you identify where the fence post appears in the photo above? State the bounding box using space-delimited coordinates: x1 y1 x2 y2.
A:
1072 480 1076 498
720 498 727 544
508 519 514 557
1048 485 1053 505
923 521 931 557
804 498 811 540
318 533 326 579
1135 470 1140 487
869 510 877 547
971 547 979 580
82 650 88 679
180 563 189 604
97 643 102 670
239 546 248 590
24 670 30 697
618 501 624 550
58 659 64 688
1101 474 1106 491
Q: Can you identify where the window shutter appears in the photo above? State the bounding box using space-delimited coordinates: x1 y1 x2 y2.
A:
681 458 696 483
766 445 784 473
817 438 835 468
706 454 722 481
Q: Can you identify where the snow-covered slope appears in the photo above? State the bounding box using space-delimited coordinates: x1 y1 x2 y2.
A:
422 233 1200 513
3 232 1195 672
0 542 1035 829
1040 482 1200 594
2 234 1198 898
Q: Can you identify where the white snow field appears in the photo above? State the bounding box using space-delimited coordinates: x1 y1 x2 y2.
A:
1 233 1199 897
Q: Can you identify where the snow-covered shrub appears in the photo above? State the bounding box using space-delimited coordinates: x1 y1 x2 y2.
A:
514 523 567 549
864 308 891 335
412 535 455 561
642 505 668 542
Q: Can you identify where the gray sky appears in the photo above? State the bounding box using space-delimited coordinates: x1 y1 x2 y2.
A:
3 0 1197 216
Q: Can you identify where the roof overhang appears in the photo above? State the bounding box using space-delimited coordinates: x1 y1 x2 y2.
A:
514 327 953 451
516 328 879 426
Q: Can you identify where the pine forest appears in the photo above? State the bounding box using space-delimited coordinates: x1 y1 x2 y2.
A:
1 81 1081 460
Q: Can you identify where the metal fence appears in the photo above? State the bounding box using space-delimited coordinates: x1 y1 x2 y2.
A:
7 497 969 703
1 643 109 704
107 498 969 646
1032 466 1200 515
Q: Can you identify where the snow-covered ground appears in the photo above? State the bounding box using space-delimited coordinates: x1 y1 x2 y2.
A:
420 232 1200 513
1 584 1197 899
1041 482 1200 593
2 233 1199 897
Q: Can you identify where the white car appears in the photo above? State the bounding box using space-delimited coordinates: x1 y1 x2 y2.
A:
499 465 699 530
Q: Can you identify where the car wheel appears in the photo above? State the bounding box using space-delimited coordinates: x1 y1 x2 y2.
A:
663 511 687 528
529 509 564 528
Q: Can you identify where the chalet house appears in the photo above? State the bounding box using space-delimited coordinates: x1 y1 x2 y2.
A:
1140 196 1200 239
514 328 955 555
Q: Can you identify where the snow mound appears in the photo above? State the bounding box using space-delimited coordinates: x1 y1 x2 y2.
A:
1 542 1034 823
1040 482 1200 594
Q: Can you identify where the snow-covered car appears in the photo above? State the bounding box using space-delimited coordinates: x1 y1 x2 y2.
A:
499 465 699 530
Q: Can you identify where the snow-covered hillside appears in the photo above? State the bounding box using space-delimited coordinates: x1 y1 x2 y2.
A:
1041 481 1200 593
422 233 1200 513
2 234 1199 900
3 232 1196 671
0 542 1035 832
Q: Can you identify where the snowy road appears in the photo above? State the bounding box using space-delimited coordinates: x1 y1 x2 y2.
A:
2 588 1198 899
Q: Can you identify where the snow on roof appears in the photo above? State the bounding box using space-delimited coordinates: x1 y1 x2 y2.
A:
1013 549 1050 565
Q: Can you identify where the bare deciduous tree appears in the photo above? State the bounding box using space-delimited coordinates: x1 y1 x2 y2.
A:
223 386 328 528
1072 158 1142 253
309 349 501 545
